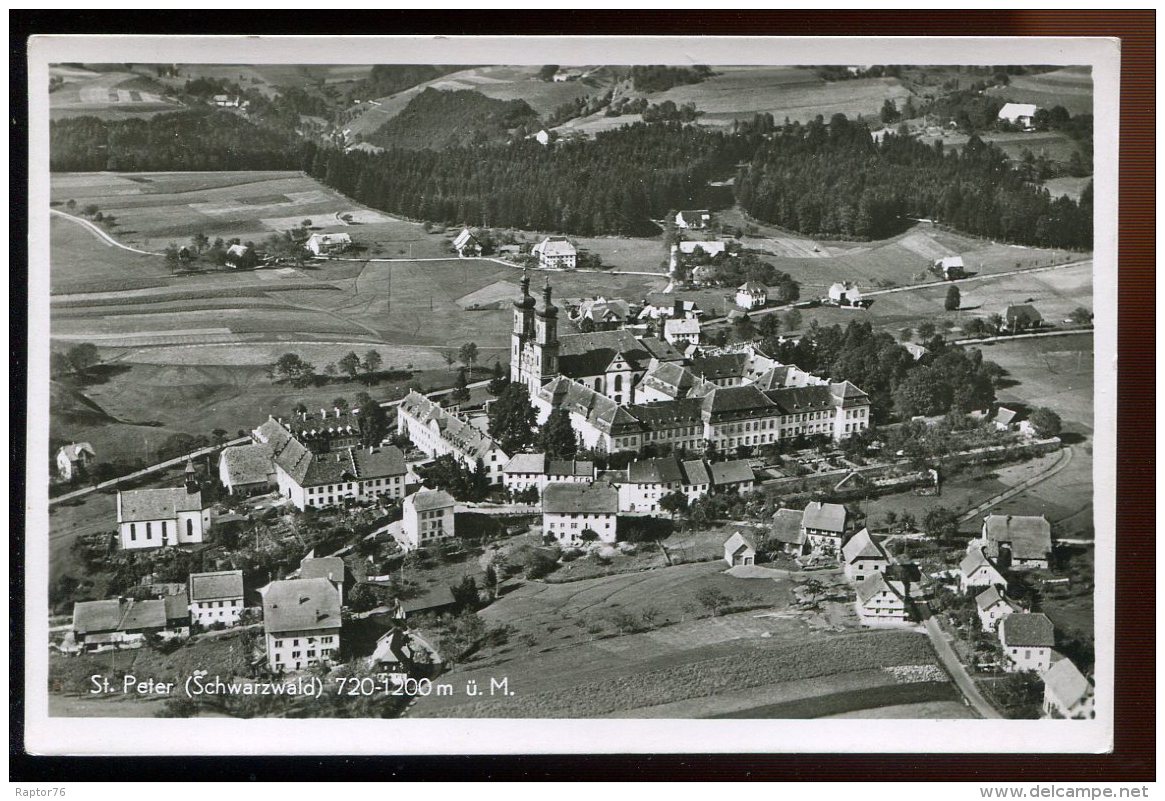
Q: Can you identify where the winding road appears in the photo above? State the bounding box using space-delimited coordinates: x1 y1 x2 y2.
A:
50 208 162 256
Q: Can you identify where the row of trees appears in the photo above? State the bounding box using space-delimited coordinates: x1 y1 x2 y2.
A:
735 114 1092 249
269 350 385 387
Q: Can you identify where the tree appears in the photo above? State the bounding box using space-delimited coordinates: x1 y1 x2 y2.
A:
1029 407 1063 438
882 510 899 533
487 383 537 453
733 313 756 342
65 198 76 212
458 342 479 368
191 232 210 255
782 308 802 332
450 576 479 611
945 284 961 311
579 528 600 543
880 98 901 124
338 351 361 381
538 408 578 459
65 342 100 374
442 350 457 369
899 327 914 342
538 65 559 81
1068 307 1093 326
659 490 689 520
578 317 596 334
695 587 730 616
917 321 937 340
923 506 960 544
271 353 316 386
332 397 349 412
487 361 509 395
347 583 382 613
800 577 829 609
361 350 383 384
449 368 470 404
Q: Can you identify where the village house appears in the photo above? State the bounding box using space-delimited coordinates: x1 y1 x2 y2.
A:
975 586 1020 633
770 507 807 555
453 227 482 257
841 527 889 582
801 501 848 555
116 470 210 550
273 437 408 511
675 209 711 230
260 577 342 673
532 236 577 270
299 554 351 603
981 513 1053 569
710 460 756 495
735 281 768 310
959 546 1008 594
639 295 704 322
305 232 352 257
542 481 619 545
1003 304 1043 333
993 406 1019 431
502 454 595 495
855 564 921 626
999 612 1056 673
575 297 633 331
397 391 509 485
511 275 684 404
187 570 245 629
934 255 967 280
669 239 727 274
663 317 702 346
71 596 184 653
218 442 275 495
723 530 757 567
1042 658 1095 719
828 282 864 307
534 129 552 145
997 102 1039 130
224 243 257 269
56 442 95 481
212 94 240 107
400 489 457 552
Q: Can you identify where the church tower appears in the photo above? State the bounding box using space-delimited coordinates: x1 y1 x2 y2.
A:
534 277 559 384
510 269 535 384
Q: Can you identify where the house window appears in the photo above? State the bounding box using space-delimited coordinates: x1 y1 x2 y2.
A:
187 519 194 538
146 522 152 538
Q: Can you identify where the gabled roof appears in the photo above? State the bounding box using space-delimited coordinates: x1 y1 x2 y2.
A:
680 459 711 486
548 459 595 478
1043 658 1092 708
998 102 1039 119
770 508 805 544
764 384 836 415
504 453 546 475
936 255 965 269
738 281 767 293
307 232 352 246
300 556 347 584
1001 612 1055 647
841 528 887 564
533 236 577 257
664 317 701 336
995 407 1018 426
709 459 755 486
189 570 245 602
701 384 773 417
164 592 190 622
254 417 294 451
453 228 479 249
960 547 1003 579
219 443 274 486
72 599 125 635
118 598 167 631
983 514 1053 561
538 377 638 434
974 586 1014 612
724 530 757 554
856 571 898 604
405 489 455 513
118 487 203 523
261 578 342 634
226 243 251 258
627 457 685 484
802 501 846 533
542 481 619 515
398 391 506 461
677 240 726 256
351 446 407 479
690 353 748 382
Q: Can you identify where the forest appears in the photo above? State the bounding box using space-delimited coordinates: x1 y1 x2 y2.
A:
304 121 753 236
366 88 540 150
734 114 1092 248
49 110 300 172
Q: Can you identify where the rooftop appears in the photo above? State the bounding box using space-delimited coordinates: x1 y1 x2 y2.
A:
770 508 805 544
542 481 619 515
219 443 274 487
983 514 1053 561
841 528 886 564
1043 658 1092 708
189 570 245 602
118 487 203 523
709 459 755 486
1001 612 1055 648
405 489 456 513
261 578 342 635
299 556 347 584
802 501 846 533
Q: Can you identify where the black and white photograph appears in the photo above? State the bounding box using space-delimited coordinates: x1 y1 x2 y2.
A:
22 33 1120 757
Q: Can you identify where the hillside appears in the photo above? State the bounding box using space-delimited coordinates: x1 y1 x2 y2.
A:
50 380 119 426
366 88 540 150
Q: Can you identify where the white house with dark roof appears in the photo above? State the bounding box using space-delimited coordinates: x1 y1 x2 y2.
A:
842 528 889 582
975 586 1020 633
663 317 702 346
801 501 847 555
723 530 757 567
397 390 509 485
981 514 1053 569
854 564 921 625
218 443 275 495
116 484 210 550
770 507 807 555
273 438 408 511
532 236 577 269
305 232 352 256
400 489 456 552
959 546 1008 594
999 612 1056 673
56 442 95 481
828 282 863 307
735 281 768 310
1043 658 1094 719
542 481 619 544
188 570 245 628
260 577 342 673
502 454 595 495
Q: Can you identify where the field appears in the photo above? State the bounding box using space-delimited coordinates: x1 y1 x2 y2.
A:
1042 176 1093 202
141 64 375 100
921 130 1086 165
986 66 1093 116
50 66 183 121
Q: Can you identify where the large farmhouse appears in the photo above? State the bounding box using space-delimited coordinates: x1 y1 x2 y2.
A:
981 514 1053 569
542 481 619 544
261 577 342 673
